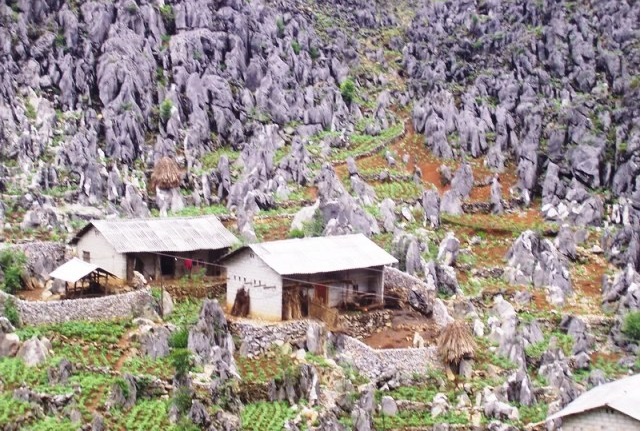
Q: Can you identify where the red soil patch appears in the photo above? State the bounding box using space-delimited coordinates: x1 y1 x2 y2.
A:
390 122 450 194
333 117 519 204
590 350 622 363
17 287 48 301
255 217 291 241
305 186 318 200
566 256 609 314
361 310 440 349
531 290 550 311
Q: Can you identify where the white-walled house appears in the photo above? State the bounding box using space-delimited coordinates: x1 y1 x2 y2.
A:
546 374 640 431
222 234 398 321
70 216 238 281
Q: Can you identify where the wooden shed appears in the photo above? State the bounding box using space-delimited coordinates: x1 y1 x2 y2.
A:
49 257 117 296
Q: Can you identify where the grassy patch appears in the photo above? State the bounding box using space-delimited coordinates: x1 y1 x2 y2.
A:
373 181 423 201
23 416 79 431
165 299 202 327
120 355 174 381
108 399 171 431
0 356 48 388
0 393 34 427
236 351 297 384
373 410 469 428
17 320 129 344
331 123 404 162
241 402 296 431
201 148 241 170
377 386 436 403
518 403 548 424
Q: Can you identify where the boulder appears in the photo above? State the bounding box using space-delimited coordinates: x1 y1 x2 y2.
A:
0 332 20 357
161 290 174 317
421 189 441 228
437 232 460 266
16 336 50 367
306 322 326 356
140 326 171 360
380 396 397 416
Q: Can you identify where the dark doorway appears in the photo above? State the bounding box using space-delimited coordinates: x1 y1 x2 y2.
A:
160 255 175 276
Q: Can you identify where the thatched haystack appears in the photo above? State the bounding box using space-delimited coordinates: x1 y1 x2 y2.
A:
231 287 250 317
437 320 476 370
151 156 182 189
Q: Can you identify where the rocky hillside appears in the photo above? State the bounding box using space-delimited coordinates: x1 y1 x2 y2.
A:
0 0 639 429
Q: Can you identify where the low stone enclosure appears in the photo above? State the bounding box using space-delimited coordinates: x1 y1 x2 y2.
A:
0 288 154 325
229 317 441 379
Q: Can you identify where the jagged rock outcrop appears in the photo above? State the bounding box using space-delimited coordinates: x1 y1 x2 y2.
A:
504 230 572 304
188 301 237 374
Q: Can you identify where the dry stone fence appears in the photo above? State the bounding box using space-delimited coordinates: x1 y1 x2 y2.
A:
0 289 154 325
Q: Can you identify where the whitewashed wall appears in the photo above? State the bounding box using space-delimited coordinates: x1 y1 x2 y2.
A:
225 249 283 320
74 227 127 279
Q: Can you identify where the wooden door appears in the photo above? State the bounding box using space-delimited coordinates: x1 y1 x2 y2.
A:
314 284 328 305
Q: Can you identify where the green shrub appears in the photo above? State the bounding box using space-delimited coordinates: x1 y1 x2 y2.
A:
309 46 320 60
291 40 301 55
170 348 193 377
301 210 325 237
114 377 130 399
340 77 356 104
622 311 640 342
288 228 305 239
518 403 548 424
159 99 173 122
24 101 36 120
172 386 193 414
159 4 174 21
0 249 27 293
172 417 200 431
276 18 285 38
169 328 189 349
3 297 20 327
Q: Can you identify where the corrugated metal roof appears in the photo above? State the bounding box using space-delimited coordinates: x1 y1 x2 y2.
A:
547 374 640 421
245 233 398 275
80 216 238 253
49 258 115 283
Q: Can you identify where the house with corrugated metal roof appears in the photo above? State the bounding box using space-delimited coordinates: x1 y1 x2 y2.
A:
220 234 398 322
70 216 238 281
545 374 640 430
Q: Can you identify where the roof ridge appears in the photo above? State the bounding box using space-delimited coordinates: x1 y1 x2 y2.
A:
92 214 225 223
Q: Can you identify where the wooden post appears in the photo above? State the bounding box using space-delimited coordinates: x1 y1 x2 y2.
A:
160 277 164 317
154 254 161 282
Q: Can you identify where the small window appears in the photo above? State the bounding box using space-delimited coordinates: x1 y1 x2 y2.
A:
83 251 90 262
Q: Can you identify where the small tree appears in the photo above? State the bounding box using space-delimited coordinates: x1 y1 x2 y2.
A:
340 77 356 104
3 297 20 327
622 311 640 343
0 249 27 294
159 99 173 122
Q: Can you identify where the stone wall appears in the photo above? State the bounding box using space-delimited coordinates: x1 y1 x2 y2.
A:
340 335 440 379
0 289 154 325
227 316 441 378
384 266 430 291
229 319 310 356
339 310 394 338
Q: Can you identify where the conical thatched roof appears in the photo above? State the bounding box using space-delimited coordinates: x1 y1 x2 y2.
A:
437 320 477 366
151 156 181 189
